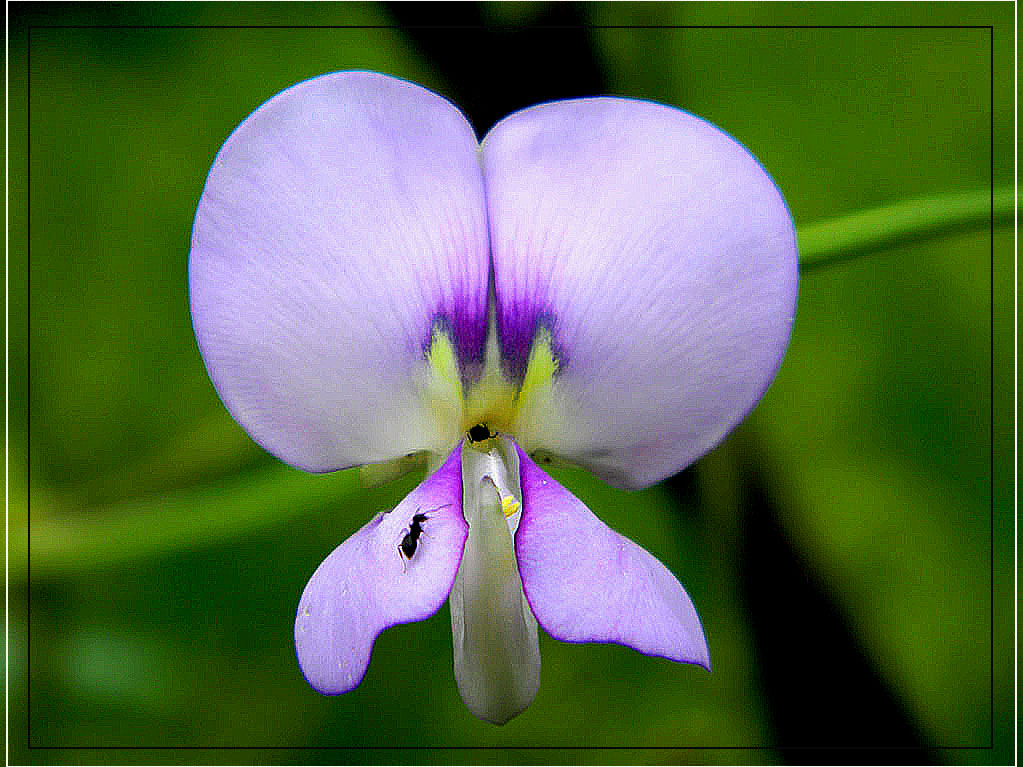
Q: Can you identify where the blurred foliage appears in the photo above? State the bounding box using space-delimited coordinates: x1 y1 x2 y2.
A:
8 2 1015 764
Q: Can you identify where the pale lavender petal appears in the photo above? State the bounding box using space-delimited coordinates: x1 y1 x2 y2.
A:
482 98 798 489
513 445 710 669
190 71 489 472
294 445 467 695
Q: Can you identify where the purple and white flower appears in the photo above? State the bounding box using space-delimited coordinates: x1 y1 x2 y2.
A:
189 71 798 724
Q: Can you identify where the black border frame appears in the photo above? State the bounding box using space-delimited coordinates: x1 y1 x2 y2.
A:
18 20 1002 756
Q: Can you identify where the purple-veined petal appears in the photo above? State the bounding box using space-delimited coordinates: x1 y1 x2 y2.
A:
294 445 467 695
513 444 711 670
482 98 798 489
190 71 489 472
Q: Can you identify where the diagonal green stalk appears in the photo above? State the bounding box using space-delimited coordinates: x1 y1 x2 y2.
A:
13 462 416 582
798 186 1014 272
14 186 1014 580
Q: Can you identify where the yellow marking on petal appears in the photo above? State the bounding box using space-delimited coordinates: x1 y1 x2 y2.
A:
420 316 562 460
516 328 559 413
462 369 517 435
419 327 465 444
501 494 521 518
504 329 564 453
459 300 520 436
460 327 560 438
425 327 462 398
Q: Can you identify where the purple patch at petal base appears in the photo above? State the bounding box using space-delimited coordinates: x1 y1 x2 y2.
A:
450 297 489 371
422 305 489 381
494 305 565 382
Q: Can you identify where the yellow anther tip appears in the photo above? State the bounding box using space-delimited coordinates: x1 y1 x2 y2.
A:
501 495 522 518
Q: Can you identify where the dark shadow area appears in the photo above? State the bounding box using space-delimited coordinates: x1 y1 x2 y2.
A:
734 455 938 764
664 464 702 514
384 3 608 136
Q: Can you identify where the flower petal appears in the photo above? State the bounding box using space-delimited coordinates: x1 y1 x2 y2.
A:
513 445 710 669
449 444 540 725
190 71 489 472
483 98 798 488
294 445 467 695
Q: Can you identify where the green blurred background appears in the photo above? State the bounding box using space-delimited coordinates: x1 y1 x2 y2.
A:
7 2 1015 764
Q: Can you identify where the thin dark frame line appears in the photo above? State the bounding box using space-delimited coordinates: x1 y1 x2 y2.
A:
24 24 996 30
988 23 995 752
25 21 31 754
21 20 998 752
16 749 1000 755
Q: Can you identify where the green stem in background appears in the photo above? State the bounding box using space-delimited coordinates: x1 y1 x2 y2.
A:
36 187 1014 509
798 186 1014 272
13 185 1014 581
67 410 266 506
13 462 418 583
